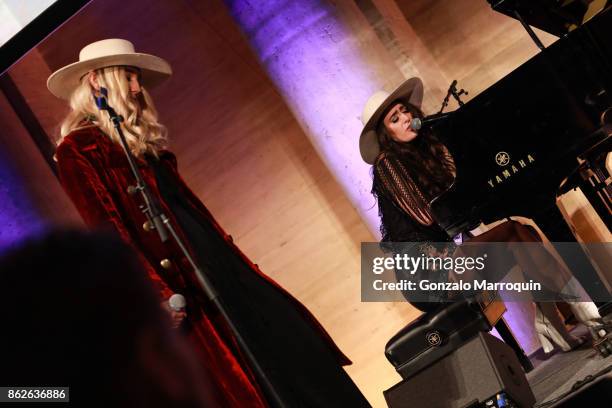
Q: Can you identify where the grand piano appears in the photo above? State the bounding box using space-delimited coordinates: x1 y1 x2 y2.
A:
383 4 612 406
428 2 612 301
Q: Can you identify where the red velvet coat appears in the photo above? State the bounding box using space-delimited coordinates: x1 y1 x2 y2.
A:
56 125 351 407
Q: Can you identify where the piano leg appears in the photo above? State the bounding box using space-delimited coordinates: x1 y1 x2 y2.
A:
577 162 612 233
533 205 611 301
494 317 534 373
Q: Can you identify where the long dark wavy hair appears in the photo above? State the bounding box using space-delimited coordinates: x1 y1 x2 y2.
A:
376 101 455 199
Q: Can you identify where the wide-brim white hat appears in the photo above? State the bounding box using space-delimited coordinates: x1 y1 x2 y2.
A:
47 38 172 100
359 77 424 164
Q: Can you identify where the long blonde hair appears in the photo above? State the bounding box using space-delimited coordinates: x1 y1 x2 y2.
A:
58 66 168 157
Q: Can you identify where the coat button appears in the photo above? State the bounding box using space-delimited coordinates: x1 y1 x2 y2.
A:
143 221 153 231
160 259 172 269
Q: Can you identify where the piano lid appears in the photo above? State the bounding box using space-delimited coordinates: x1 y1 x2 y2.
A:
428 6 611 235
487 0 608 37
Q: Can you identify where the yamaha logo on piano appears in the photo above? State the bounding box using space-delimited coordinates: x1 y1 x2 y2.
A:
495 151 510 166
488 152 536 188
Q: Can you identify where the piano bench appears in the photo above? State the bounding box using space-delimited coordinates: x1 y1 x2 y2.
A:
385 300 491 379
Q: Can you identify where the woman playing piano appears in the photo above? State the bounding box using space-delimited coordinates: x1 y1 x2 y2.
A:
360 77 604 355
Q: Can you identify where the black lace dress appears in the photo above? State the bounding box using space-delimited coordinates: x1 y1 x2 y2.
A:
372 152 456 311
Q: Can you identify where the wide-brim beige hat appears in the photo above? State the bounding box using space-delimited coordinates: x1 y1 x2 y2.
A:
47 38 172 100
359 77 424 164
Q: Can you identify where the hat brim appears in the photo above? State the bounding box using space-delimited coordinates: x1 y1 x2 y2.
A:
359 77 424 164
47 53 172 100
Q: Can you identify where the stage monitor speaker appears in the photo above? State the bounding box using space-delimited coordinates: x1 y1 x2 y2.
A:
384 332 535 408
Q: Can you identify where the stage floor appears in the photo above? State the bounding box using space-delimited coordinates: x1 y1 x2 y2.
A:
528 324 612 406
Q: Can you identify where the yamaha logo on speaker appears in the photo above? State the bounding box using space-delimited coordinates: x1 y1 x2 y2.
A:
426 331 442 347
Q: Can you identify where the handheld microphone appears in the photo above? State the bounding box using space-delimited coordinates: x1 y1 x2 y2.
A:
410 112 452 131
168 293 186 312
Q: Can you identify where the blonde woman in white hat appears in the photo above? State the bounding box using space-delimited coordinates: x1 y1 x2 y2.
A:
49 39 371 407
360 78 605 356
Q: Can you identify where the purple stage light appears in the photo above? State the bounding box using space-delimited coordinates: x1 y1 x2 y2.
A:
0 150 47 254
225 0 386 235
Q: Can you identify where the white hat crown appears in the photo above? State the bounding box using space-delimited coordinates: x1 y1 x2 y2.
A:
47 38 172 100
361 90 391 127
79 39 136 62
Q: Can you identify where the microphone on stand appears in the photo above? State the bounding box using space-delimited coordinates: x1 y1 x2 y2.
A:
92 87 168 242
411 112 453 131
93 87 125 127
90 77 283 406
93 87 111 111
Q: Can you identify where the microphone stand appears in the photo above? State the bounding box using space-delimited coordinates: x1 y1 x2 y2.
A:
94 90 285 407
437 80 468 114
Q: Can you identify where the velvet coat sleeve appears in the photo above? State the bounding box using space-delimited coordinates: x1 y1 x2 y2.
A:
56 135 174 300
